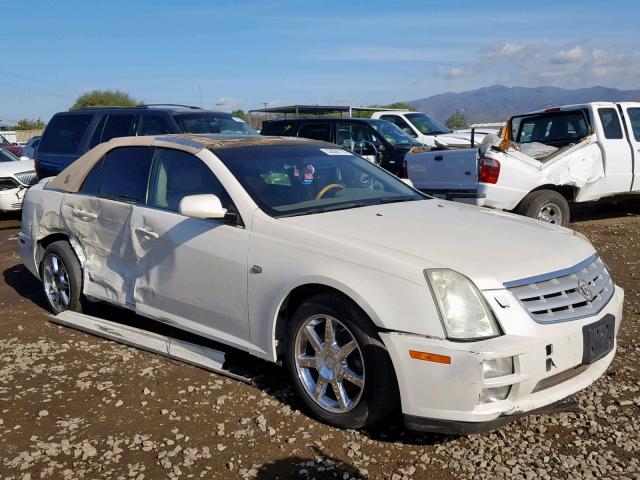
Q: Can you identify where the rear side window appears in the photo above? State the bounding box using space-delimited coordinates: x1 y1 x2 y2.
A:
79 159 103 195
101 114 137 143
39 114 92 153
261 122 296 136
627 108 640 141
140 115 172 135
99 146 153 203
88 115 107 150
598 108 623 139
298 124 331 142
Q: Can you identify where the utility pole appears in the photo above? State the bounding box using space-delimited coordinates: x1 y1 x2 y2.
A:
263 102 268 121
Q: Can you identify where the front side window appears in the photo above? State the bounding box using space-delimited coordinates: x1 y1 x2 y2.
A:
598 108 623 139
147 148 230 212
216 145 425 217
99 147 153 203
101 114 137 143
39 114 92 153
336 122 380 151
627 108 640 141
173 113 256 135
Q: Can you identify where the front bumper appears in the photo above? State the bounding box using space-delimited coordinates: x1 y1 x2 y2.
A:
0 187 26 211
380 285 624 433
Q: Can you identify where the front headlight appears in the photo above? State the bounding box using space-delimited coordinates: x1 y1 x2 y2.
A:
425 269 502 340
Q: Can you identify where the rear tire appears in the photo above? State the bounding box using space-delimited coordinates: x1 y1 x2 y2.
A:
516 190 570 226
40 241 84 314
285 292 399 429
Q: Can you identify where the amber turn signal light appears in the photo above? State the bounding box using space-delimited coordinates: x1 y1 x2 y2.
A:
409 350 451 364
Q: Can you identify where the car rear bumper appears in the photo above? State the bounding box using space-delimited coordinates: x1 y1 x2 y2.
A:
18 232 39 279
380 285 624 433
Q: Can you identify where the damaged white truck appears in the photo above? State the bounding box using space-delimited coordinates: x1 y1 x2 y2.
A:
408 102 640 225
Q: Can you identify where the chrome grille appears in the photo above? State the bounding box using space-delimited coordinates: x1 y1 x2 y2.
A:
506 255 614 323
14 170 37 186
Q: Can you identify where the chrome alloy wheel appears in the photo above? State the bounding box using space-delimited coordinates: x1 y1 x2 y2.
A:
43 254 71 313
294 315 365 413
537 202 563 224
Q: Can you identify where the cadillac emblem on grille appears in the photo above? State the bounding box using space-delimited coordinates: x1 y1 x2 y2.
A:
577 280 594 301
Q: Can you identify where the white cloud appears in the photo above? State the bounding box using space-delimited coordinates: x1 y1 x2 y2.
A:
433 66 475 79
431 41 640 89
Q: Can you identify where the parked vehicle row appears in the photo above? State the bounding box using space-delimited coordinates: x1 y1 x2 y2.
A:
0 133 23 157
20 133 623 433
35 105 256 179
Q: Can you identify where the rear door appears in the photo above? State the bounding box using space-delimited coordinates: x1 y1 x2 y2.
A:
595 107 633 194
406 148 478 193
618 104 640 191
63 146 154 306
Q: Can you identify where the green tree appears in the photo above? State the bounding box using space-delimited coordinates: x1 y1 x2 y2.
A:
14 118 46 130
231 109 250 122
70 90 138 110
445 111 468 129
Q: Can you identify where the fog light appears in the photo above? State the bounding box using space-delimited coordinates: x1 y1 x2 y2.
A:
481 385 511 403
483 357 514 379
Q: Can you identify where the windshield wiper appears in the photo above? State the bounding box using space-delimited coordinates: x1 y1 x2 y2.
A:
376 195 419 204
279 201 368 217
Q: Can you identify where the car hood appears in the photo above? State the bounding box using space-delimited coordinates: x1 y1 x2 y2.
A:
0 159 35 177
280 199 595 290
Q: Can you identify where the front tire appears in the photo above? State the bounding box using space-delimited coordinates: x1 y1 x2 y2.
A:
285 293 399 429
40 241 84 314
515 190 570 226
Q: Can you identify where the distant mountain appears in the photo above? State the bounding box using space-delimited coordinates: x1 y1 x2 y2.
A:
407 85 640 124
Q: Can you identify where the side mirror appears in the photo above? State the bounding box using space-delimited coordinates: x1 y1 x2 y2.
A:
400 178 414 188
179 194 227 220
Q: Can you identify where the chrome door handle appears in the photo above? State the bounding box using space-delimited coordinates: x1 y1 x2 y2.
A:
135 226 159 239
72 208 97 221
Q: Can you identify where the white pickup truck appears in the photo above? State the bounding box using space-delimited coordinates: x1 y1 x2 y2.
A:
370 110 501 148
407 102 640 225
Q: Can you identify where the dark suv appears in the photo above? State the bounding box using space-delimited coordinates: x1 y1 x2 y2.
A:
36 105 256 179
260 117 422 176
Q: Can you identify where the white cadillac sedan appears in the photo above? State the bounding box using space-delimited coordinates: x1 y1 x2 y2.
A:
19 134 624 433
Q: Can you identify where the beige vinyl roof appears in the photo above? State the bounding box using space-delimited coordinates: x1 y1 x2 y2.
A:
46 134 328 193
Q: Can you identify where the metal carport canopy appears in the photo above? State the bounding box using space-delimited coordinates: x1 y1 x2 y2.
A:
248 105 409 118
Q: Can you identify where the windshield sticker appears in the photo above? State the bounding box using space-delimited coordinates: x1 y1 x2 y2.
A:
320 148 351 156
302 164 315 184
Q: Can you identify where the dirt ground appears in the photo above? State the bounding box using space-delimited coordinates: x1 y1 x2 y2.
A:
0 201 639 480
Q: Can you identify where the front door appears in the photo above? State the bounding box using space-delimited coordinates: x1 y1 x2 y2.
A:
130 147 250 350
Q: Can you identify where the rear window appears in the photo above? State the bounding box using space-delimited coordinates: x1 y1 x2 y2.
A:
39 114 92 154
260 122 297 136
513 111 589 144
298 123 331 142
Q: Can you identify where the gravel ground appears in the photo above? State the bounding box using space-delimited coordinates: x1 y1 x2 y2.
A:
0 201 639 480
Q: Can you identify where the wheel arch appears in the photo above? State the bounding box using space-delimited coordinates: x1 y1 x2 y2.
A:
527 184 578 203
36 232 85 273
271 280 381 363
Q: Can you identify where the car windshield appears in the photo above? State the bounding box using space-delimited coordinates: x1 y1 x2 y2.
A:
174 113 257 135
405 113 451 135
216 144 426 217
0 148 18 162
367 120 418 147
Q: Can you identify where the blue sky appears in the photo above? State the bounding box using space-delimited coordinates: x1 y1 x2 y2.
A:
1 0 639 123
